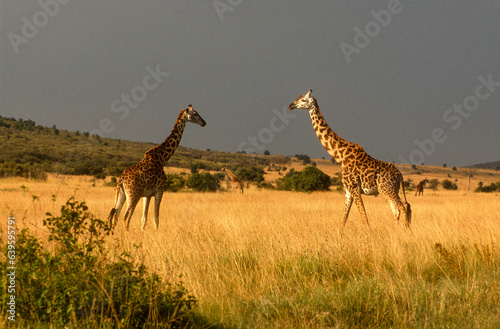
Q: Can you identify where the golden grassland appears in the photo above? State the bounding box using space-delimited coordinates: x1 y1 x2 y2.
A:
1 166 500 328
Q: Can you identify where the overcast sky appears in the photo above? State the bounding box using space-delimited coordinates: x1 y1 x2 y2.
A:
1 1 499 167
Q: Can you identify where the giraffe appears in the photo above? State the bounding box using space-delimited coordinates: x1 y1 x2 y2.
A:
414 178 428 196
288 90 411 228
221 167 244 193
108 105 206 230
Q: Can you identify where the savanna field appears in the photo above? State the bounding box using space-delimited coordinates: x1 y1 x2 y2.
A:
1 162 499 328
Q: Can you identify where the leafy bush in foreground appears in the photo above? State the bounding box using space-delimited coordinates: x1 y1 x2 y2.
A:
0 198 197 328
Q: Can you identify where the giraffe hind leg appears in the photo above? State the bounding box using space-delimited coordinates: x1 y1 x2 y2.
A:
123 196 140 230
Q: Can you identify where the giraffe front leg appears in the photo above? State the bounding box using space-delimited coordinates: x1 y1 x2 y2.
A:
387 197 411 228
141 196 151 230
110 189 126 229
153 191 163 229
352 190 370 227
342 191 354 228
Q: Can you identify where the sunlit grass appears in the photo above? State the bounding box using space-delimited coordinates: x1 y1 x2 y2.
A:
1 174 499 328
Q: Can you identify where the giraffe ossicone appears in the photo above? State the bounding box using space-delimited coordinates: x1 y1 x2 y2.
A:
288 90 411 228
108 105 206 230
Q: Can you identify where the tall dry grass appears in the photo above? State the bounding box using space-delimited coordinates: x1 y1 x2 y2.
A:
1 175 499 328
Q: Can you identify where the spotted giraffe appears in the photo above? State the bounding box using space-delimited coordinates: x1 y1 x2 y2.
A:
108 105 206 230
415 178 428 196
288 90 411 228
221 167 244 193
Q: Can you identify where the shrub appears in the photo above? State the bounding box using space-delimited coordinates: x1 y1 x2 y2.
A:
441 179 458 190
276 166 331 192
164 173 186 192
235 166 265 183
295 154 311 165
475 181 500 193
331 172 343 187
0 198 197 327
428 179 439 190
187 172 220 192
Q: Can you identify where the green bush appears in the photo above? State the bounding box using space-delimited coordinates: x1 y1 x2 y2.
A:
276 166 331 192
331 172 343 186
0 198 197 328
441 179 458 190
475 181 500 193
187 172 220 192
235 166 265 183
164 173 186 192
428 179 439 190
295 154 311 165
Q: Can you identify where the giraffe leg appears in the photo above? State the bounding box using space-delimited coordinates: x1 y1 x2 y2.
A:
352 192 370 227
342 191 354 228
141 197 151 230
388 197 411 227
110 189 126 228
388 199 401 222
123 196 140 231
153 191 163 229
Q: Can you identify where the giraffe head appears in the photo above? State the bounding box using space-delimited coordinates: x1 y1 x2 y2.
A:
288 90 315 111
184 104 207 127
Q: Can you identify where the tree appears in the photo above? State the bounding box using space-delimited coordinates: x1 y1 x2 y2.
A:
164 173 186 192
276 166 331 192
441 179 458 190
428 179 439 190
187 172 220 192
235 166 265 183
295 154 311 165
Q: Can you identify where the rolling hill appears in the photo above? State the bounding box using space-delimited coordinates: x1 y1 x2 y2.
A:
468 160 500 170
0 116 268 179
2 116 499 192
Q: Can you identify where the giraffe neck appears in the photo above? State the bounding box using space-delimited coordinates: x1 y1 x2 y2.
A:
225 169 238 181
308 100 348 166
145 110 187 166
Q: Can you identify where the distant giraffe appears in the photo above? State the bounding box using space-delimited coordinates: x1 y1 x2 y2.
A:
221 167 244 193
415 178 428 196
288 90 411 228
108 105 206 230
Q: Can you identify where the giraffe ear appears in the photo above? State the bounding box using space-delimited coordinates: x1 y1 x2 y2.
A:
305 90 312 98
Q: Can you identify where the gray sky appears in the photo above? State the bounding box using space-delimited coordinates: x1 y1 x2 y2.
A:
1 1 499 167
